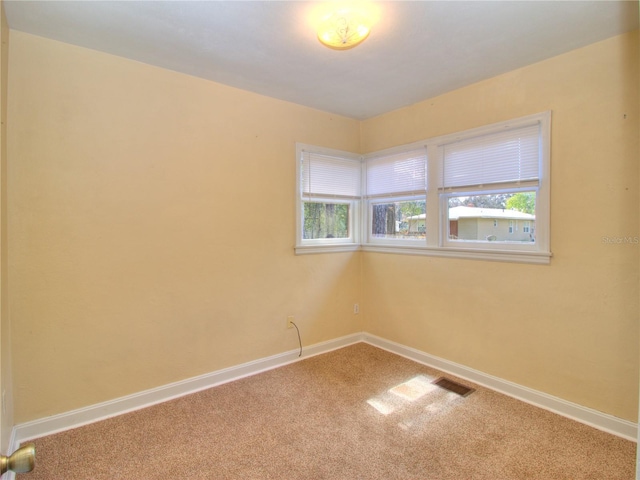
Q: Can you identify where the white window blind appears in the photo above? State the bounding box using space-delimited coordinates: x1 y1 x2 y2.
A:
366 148 427 198
301 151 361 199
441 123 540 190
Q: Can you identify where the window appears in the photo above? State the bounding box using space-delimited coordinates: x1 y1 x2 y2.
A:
295 111 551 263
365 148 427 243
295 145 361 253
438 115 549 257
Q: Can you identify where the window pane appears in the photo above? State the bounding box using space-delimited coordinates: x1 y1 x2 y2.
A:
447 192 536 243
303 202 349 239
371 200 426 240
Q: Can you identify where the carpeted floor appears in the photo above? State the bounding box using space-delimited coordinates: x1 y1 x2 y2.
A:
24 343 636 479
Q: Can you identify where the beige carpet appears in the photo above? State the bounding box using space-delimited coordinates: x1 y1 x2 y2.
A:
24 343 635 479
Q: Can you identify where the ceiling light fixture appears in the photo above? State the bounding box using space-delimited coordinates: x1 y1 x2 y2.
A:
317 9 370 50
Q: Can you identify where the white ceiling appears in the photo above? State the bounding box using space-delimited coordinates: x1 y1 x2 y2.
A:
4 1 639 120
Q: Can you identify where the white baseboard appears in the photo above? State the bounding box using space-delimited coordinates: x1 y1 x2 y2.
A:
10 331 636 459
363 333 637 442
11 333 365 447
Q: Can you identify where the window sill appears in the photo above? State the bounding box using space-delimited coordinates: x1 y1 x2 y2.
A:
295 242 551 264
295 244 361 255
361 244 552 265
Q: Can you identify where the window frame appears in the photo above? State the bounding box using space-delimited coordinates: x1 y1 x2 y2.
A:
295 111 552 264
295 144 362 254
362 142 428 247
440 186 539 252
432 111 551 260
301 197 355 243
365 195 428 245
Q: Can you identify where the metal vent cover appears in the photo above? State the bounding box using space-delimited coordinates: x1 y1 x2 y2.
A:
432 377 475 397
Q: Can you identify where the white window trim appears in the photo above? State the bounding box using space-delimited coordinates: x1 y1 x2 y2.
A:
295 111 552 264
431 112 550 255
359 244 551 265
365 195 427 246
440 187 539 252
300 196 357 244
295 144 362 254
362 141 429 247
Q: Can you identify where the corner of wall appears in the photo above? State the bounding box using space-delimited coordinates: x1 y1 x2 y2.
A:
0 0 13 454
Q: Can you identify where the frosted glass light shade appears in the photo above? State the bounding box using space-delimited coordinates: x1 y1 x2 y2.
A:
317 10 370 50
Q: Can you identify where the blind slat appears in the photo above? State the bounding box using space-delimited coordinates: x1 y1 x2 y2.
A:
301 152 361 199
442 124 540 189
366 148 427 198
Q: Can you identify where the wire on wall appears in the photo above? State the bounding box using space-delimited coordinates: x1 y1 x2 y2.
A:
291 321 302 357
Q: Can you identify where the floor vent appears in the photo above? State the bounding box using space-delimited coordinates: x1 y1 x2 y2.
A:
433 377 475 397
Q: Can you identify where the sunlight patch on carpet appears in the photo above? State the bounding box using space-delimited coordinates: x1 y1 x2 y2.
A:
389 375 437 401
367 375 439 415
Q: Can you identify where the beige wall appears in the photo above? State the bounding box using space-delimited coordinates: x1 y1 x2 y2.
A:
361 31 640 421
5 28 639 427
0 0 10 451
7 31 363 423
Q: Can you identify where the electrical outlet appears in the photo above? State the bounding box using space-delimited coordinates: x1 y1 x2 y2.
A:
287 315 295 329
354 304 359 314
